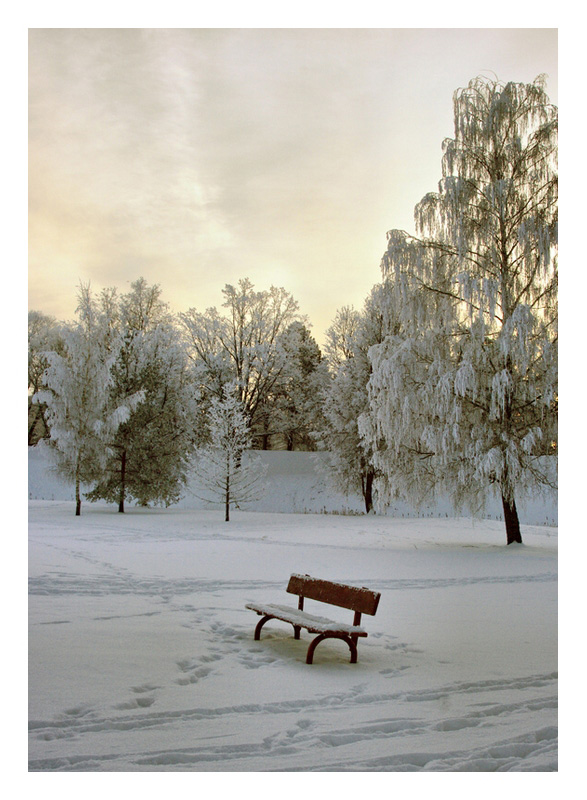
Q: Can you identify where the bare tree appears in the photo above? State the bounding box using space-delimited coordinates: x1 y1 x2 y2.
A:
180 278 302 436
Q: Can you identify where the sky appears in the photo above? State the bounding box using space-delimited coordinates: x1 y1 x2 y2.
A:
28 27 558 346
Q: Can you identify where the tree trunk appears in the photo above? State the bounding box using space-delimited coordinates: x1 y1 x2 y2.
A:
118 450 126 513
363 469 374 514
502 493 522 545
75 472 81 516
28 405 43 446
224 474 230 522
498 350 522 545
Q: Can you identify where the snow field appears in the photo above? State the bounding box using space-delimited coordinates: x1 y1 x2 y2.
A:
29 496 557 773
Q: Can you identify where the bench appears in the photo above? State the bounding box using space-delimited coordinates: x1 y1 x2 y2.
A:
245 573 381 664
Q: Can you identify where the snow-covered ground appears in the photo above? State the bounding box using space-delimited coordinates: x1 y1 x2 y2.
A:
28 447 557 773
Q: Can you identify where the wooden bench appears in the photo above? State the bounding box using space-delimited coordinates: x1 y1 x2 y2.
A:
245 573 381 664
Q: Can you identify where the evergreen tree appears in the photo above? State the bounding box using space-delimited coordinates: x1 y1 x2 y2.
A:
192 385 267 521
361 76 557 544
28 311 64 445
86 279 197 512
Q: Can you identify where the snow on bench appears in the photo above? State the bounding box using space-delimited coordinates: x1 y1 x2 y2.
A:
245 573 381 664
244 602 367 635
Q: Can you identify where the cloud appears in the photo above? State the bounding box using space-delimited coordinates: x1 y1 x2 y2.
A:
28 28 557 342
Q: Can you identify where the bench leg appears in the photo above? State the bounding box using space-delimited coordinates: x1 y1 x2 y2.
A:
254 615 273 640
254 615 302 641
306 633 358 665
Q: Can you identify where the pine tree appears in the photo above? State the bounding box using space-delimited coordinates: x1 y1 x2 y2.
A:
28 311 64 445
85 279 197 512
362 76 557 544
192 385 267 521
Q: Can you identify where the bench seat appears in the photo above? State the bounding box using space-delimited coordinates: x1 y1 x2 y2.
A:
245 602 367 636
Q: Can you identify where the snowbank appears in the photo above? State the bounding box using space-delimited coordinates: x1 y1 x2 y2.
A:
28 445 557 526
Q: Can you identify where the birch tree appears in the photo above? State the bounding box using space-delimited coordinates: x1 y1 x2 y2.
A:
34 284 140 515
362 76 557 544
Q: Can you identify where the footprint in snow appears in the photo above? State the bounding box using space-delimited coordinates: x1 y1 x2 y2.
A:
175 666 213 685
174 654 221 685
114 695 156 710
131 683 160 694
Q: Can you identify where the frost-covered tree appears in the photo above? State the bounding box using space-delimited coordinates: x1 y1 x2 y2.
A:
34 285 141 515
28 311 64 444
319 287 385 512
192 385 267 521
259 321 328 451
362 76 557 544
323 306 361 369
180 278 303 439
86 279 197 512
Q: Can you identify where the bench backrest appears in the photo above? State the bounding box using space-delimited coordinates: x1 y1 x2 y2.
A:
287 573 380 616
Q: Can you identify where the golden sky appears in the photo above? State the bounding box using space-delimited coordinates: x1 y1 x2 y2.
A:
28 28 557 345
